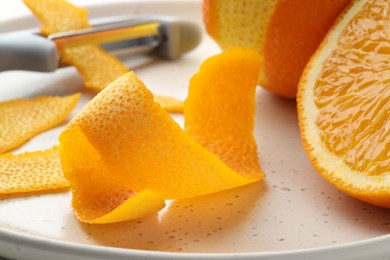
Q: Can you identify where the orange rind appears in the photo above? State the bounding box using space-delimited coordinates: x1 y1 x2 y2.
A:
154 95 184 113
59 48 263 223
298 0 390 208
185 47 264 179
0 94 80 154
0 147 69 194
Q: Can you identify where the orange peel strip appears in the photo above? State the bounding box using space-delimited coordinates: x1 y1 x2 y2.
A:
60 48 263 223
23 0 129 91
0 147 69 194
0 94 80 154
153 95 184 113
185 47 265 179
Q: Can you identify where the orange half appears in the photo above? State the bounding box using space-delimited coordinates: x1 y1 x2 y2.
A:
298 0 390 208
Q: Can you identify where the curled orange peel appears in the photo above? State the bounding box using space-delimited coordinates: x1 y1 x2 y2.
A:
185 47 264 179
60 128 165 223
0 94 80 154
59 47 264 224
0 147 69 195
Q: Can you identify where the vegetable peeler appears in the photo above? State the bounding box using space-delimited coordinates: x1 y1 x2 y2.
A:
0 16 202 72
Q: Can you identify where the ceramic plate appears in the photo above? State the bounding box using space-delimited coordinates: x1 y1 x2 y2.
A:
0 1 389 260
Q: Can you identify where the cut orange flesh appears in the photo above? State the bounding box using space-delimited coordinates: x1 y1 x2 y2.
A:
23 0 129 91
59 48 263 223
298 0 389 208
0 147 69 194
203 0 350 98
0 94 79 154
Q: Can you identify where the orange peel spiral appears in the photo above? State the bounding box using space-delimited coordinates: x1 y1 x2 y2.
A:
59 47 264 224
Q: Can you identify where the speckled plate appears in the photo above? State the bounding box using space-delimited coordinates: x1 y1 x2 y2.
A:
0 1 389 260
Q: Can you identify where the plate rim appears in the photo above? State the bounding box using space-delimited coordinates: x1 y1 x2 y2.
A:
1 227 390 259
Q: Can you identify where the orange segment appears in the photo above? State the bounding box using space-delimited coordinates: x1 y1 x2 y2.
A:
60 70 261 223
298 0 390 208
0 147 69 194
23 0 129 91
0 94 79 154
185 47 264 179
153 95 184 113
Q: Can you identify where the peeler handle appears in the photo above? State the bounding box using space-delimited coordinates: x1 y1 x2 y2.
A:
0 30 59 72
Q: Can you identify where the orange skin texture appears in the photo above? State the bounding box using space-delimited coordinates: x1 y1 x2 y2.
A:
203 0 217 38
60 50 264 223
185 47 264 180
264 0 351 98
203 0 351 98
0 147 69 194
